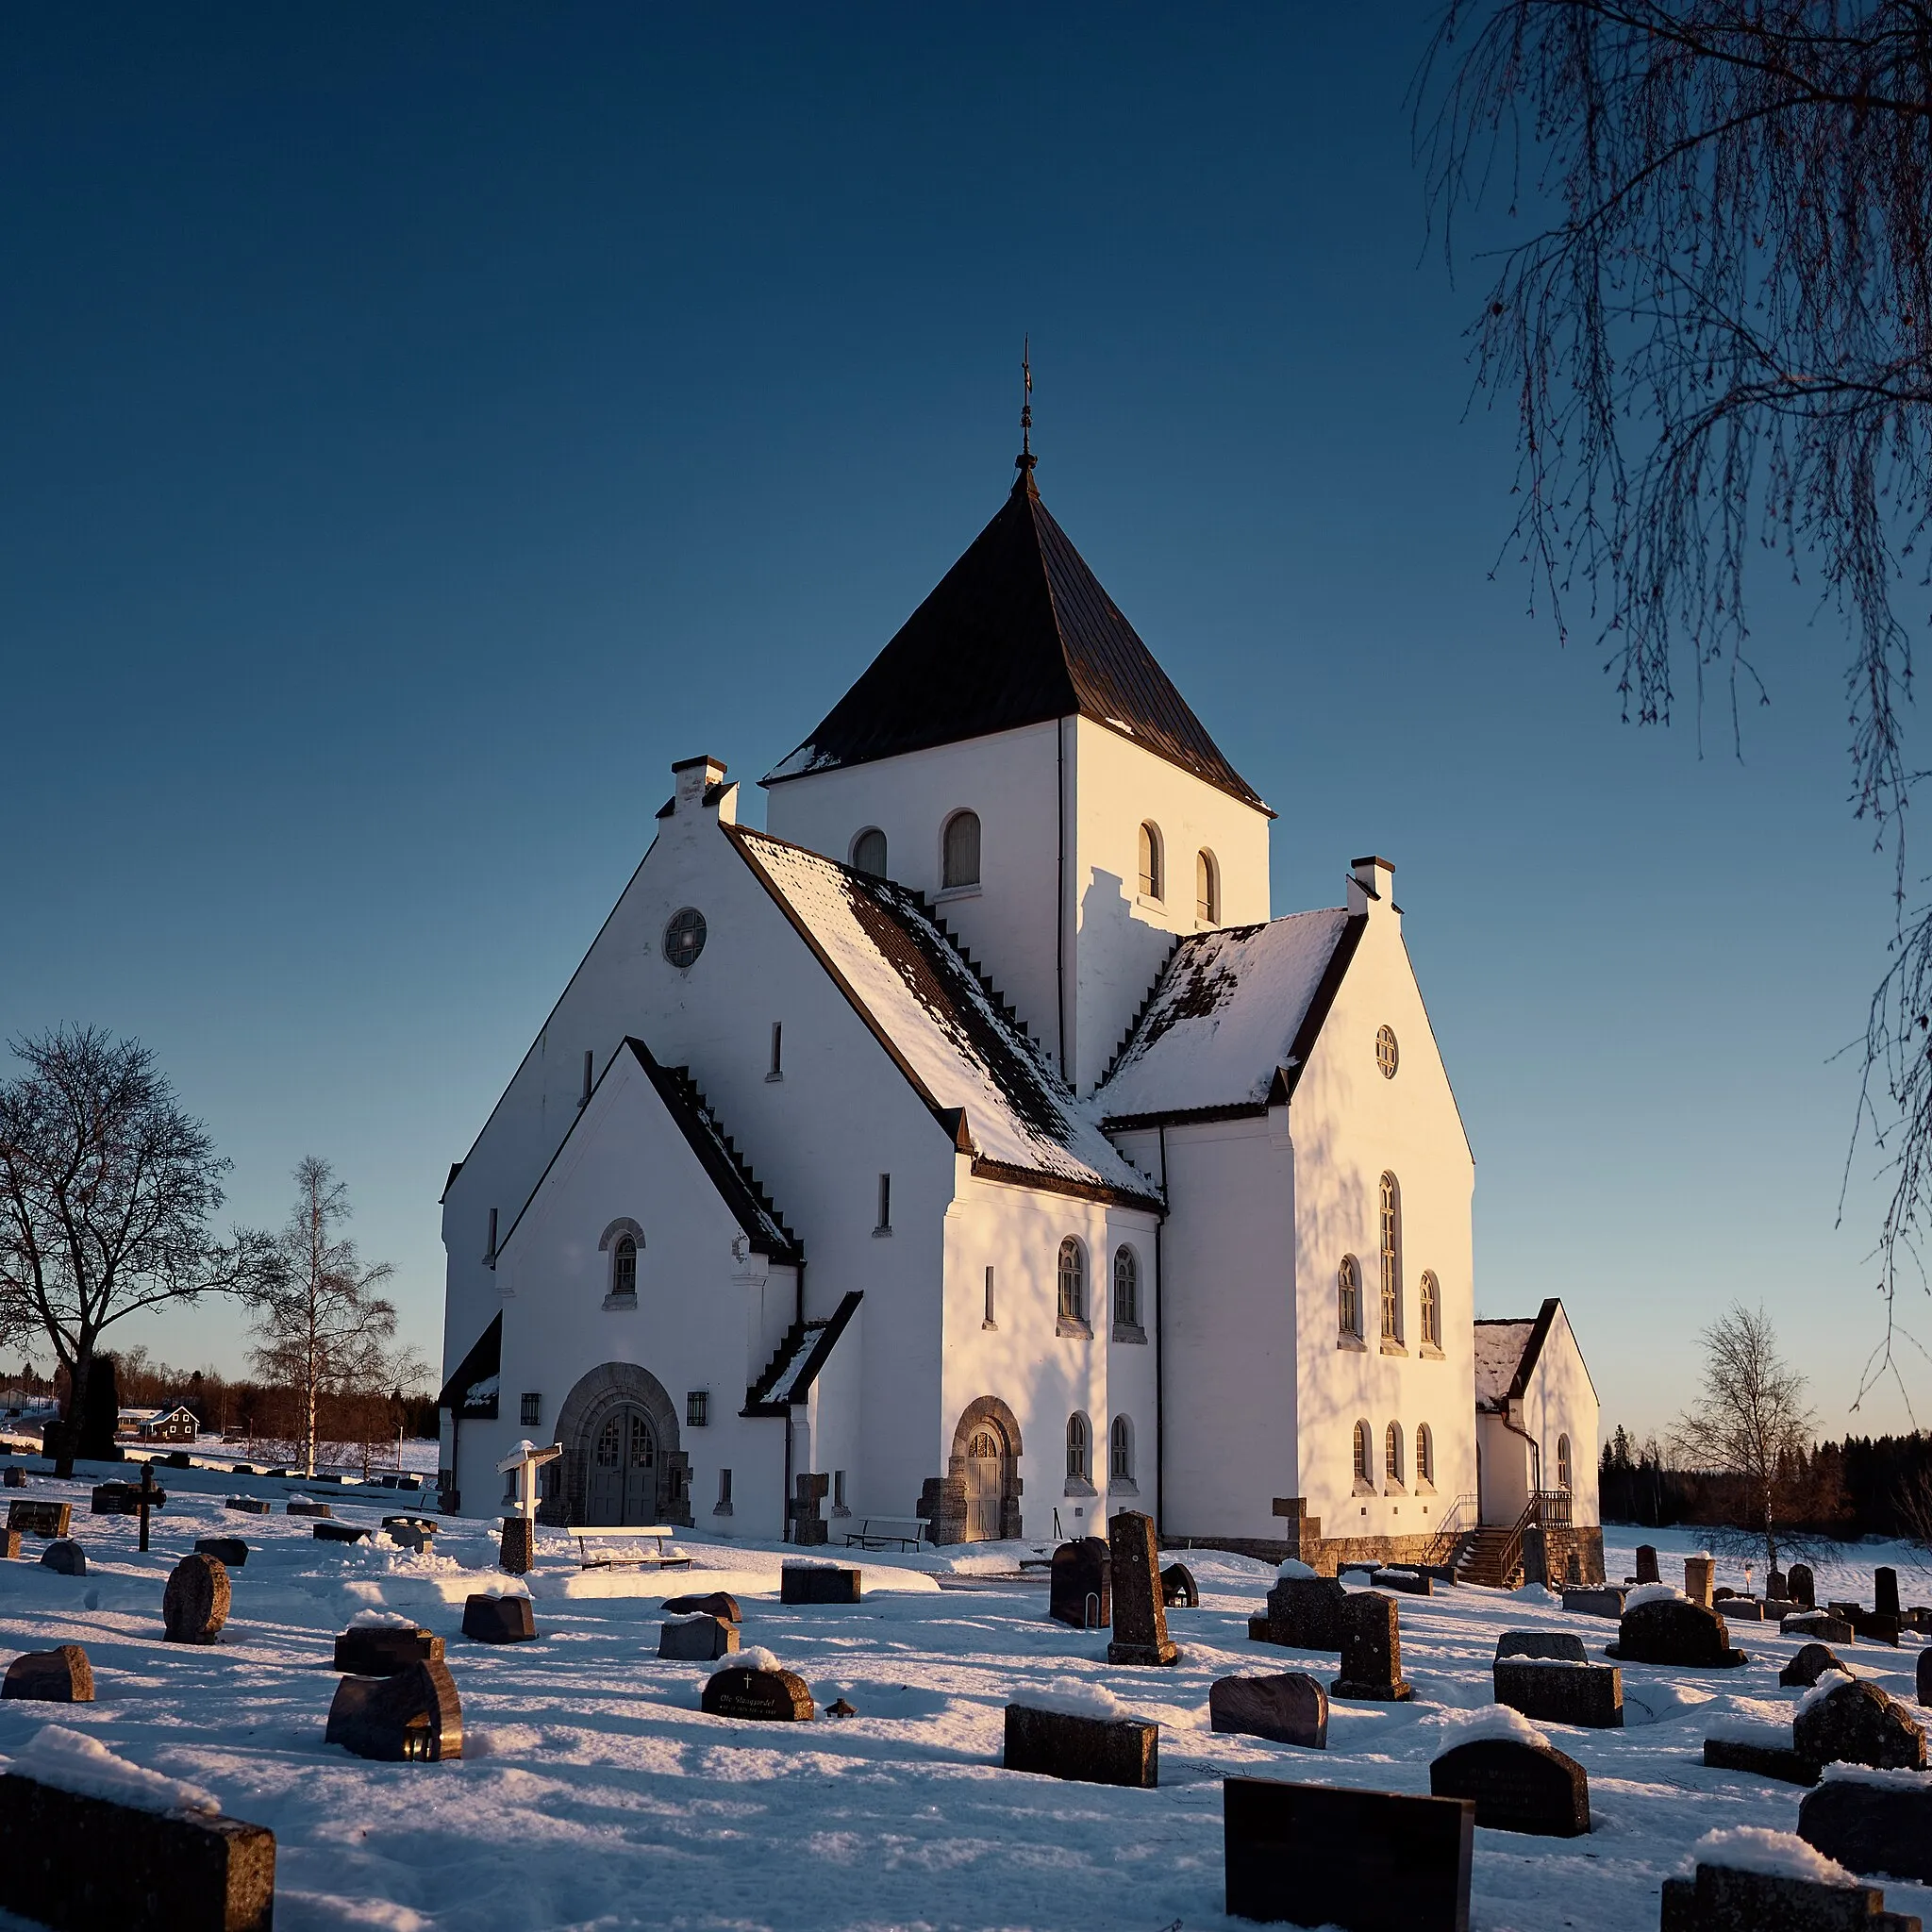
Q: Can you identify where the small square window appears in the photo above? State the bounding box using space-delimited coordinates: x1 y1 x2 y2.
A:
520 1392 541 1428
686 1390 709 1428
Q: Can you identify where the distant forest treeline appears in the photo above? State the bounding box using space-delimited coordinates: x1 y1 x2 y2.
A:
1601 1424 1932 1541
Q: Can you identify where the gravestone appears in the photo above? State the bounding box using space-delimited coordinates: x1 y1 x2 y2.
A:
1049 1538 1110 1629
1782 1642 1847 1689
1790 1562 1817 1607
498 1515 535 1575
462 1594 536 1643
1492 1658 1624 1728
285 1499 330 1518
0 1770 275 1932
38 1541 84 1577
1332 1591 1412 1701
0 1531 21 1560
1106 1511 1177 1667
1224 1776 1474 1932
1684 1557 1714 1607
195 1537 248 1568
1659 1857 1922 1932
2 1645 92 1703
1496 1630 1587 1663
1208 1673 1327 1749
1161 1561 1198 1608
383 1517 436 1554
789 1471 830 1547
333 1625 443 1675
92 1482 161 1517
1257 1573 1348 1651
1003 1703 1158 1788
658 1614 738 1661
1875 1568 1902 1618
663 1590 741 1624
1371 1567 1433 1596
1430 1735 1590 1837
1845 1606 1904 1647
1919 1647 1931 1707
1607 1595 1746 1667
1794 1678 1927 1772
7 1501 69 1539
162 1553 229 1644
225 1496 270 1515
1703 1730 1821 1787
325 1658 463 1761
1635 1544 1660 1584
1784 1610 1856 1644
313 1521 370 1544
1801 1774 1932 1887
1559 1586 1625 1619
779 1563 860 1606
1 1468 23 1490
702 1664 815 1722
1769 1568 1790 1603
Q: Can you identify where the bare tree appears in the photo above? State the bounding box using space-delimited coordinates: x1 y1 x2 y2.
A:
1418 5 1932 1389
249 1157 401 1478
0 1026 279 1475
1672 1302 1820 1570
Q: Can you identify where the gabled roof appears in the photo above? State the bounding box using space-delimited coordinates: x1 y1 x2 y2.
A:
743 1291 864 1416
729 824 1161 1208
762 473 1267 812
1474 1299 1583 1410
437 1312 501 1415
1093 910 1362 1128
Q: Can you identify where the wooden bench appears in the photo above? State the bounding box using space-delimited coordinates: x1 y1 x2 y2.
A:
571 1525 693 1570
841 1516 926 1552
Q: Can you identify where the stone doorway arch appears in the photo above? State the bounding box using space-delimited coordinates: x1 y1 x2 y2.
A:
541 1361 691 1527
947 1397 1024 1542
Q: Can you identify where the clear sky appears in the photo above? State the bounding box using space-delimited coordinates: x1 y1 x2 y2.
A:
1 5 1916 1446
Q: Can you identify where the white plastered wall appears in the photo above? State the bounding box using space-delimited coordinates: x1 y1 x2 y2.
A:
1520 1306 1602 1527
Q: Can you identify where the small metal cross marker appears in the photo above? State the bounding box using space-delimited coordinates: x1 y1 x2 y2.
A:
138 1457 157 1553
495 1439 561 1522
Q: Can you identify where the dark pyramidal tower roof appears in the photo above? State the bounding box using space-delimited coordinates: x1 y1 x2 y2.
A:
763 468 1266 810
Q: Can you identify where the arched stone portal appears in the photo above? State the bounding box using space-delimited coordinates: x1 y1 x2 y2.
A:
945 1396 1024 1542
541 1361 691 1527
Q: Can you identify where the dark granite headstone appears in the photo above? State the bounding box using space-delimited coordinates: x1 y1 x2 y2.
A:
1607 1595 1746 1667
658 1614 739 1661
1845 1606 1904 1647
1801 1774 1932 1886
1635 1544 1660 1584
701 1664 814 1722
663 1591 741 1624
285 1499 330 1518
195 1537 248 1568
1782 1642 1847 1689
332 1625 443 1675
225 1496 271 1515
1496 1630 1587 1663
162 1553 229 1644
788 1471 830 1547
1684 1557 1714 1607
498 1515 535 1574
1919 1646 1931 1708
1784 1610 1857 1644
325 1658 462 1760
1258 1573 1348 1651
1161 1561 1198 1607
1875 1568 1901 1618
1209 1673 1327 1748
2 1645 92 1704
1106 1511 1177 1667
1332 1591 1412 1701
383 1517 436 1554
1769 1568 1790 1602
1492 1658 1624 1728
779 1563 860 1605
1703 1732 1821 1786
1658 1858 1922 1932
461 1594 536 1643
1430 1735 1589 1837
1 1468 23 1490
1794 1679 1927 1772
39 1541 84 1576
1224 1775 1474 1932
7 1501 69 1539
1560 1586 1625 1619
313 1521 370 1544
1371 1567 1433 1596
1003 1703 1158 1788
0 1769 275 1932
1048 1538 1110 1629
91 1483 143 1517
1790 1562 1817 1607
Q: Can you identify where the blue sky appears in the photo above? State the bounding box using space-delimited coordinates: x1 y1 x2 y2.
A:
1 5 1916 1443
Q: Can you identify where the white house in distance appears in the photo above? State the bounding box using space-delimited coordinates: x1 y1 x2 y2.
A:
437 434 1603 1581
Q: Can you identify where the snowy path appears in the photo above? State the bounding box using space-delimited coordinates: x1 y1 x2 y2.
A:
0 1494 1925 1931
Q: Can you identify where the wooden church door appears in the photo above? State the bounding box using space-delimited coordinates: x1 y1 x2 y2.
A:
964 1424 1004 1541
588 1406 658 1524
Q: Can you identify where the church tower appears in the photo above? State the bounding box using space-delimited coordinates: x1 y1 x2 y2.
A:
762 445 1273 1093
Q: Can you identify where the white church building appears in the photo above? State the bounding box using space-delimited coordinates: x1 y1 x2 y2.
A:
437 439 1602 1581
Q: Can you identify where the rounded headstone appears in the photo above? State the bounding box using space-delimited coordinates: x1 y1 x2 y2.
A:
1919 1644 1932 1709
325 1657 462 1761
1780 1642 1846 1689
662 1591 741 1624
2 1644 92 1703
1496 1630 1588 1663
1430 1735 1591 1837
1048 1538 1110 1629
2 1468 25 1490
1209 1672 1327 1748
1793 1678 1926 1772
702 1665 815 1722
462 1594 537 1644
38 1541 84 1577
1161 1562 1199 1608
194 1537 248 1568
1608 1595 1745 1668
162 1553 229 1645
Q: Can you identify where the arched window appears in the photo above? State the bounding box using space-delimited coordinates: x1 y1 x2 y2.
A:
1138 822 1164 900
611 1233 638 1300
1338 1256 1362 1339
942 810 981 889
1352 1420 1372 1485
1415 1424 1434 1488
852 827 888 877
1058 1238 1086 1323
1419 1271 1441 1349
1110 1414 1133 1483
1195 849 1219 923
1112 1246 1139 1327
1557 1434 1573 1491
1379 1172 1402 1341
1066 1412 1091 1482
1385 1422 1404 1487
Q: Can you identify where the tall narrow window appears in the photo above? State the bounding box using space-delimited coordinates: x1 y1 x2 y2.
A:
852 827 888 877
1419 1271 1441 1349
983 1265 996 1328
1138 822 1164 900
769 1022 783 1078
612 1233 638 1300
717 1468 733 1510
1415 1424 1434 1487
875 1174 891 1233
1385 1422 1404 1487
1110 1415 1133 1482
1058 1238 1086 1323
1352 1420 1371 1485
486 1208 498 1263
1195 849 1219 923
1066 1412 1091 1482
1112 1246 1139 1327
686 1390 708 1427
942 809 981 888
580 1049 593 1109
1557 1435 1573 1491
1379 1172 1402 1341
833 1470 847 1510
1338 1256 1362 1339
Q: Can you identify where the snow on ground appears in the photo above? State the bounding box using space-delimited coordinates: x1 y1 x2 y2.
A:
0 1496 1925 1932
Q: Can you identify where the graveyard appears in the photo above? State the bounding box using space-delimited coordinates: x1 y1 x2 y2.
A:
0 1474 1924 1929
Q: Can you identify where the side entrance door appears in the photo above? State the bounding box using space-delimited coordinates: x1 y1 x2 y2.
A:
588 1405 658 1523
964 1425 1005 1541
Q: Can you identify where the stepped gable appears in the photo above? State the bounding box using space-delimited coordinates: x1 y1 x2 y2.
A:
729 825 1159 1207
1093 908 1359 1128
745 1291 864 1414
762 472 1266 812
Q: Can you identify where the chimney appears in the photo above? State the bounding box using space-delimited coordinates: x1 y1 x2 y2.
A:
670 755 736 824
1348 855 1393 915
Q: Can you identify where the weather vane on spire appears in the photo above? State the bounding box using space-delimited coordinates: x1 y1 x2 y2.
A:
1017 336 1036 488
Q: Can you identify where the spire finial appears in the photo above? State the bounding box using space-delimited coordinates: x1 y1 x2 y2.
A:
1015 336 1038 494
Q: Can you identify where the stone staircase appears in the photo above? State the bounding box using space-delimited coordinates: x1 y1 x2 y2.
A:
1454 1526 1525 1590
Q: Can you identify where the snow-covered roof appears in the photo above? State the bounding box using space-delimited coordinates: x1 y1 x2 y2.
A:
732 827 1158 1205
1093 910 1357 1124
1474 1321 1536 1407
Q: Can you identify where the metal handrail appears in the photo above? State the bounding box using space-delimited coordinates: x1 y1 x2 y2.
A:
1420 1491 1477 1567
